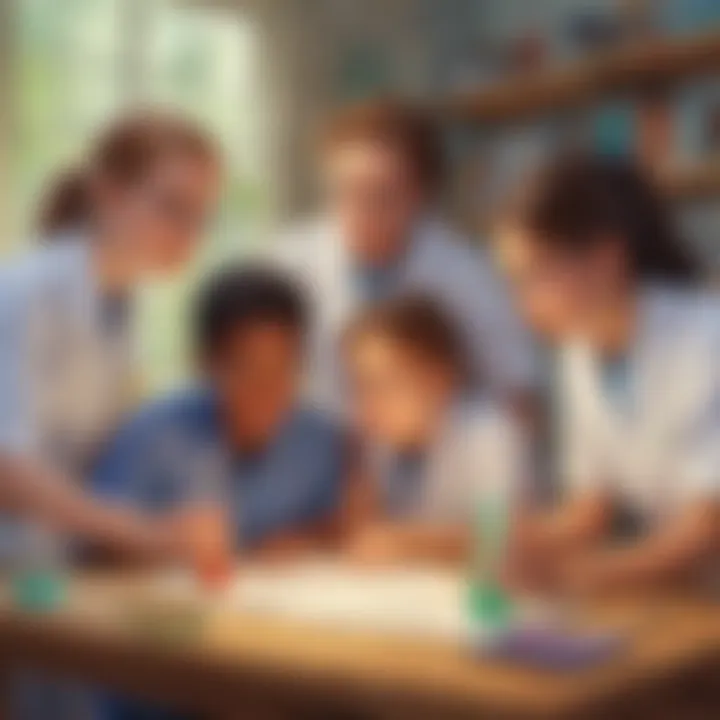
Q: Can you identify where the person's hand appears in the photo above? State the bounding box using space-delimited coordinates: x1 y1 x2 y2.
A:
502 542 559 594
501 551 537 593
556 552 616 598
157 506 234 587
345 524 408 566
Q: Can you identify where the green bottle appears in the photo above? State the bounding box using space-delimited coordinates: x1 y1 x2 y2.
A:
12 522 67 613
467 496 513 644
13 570 66 612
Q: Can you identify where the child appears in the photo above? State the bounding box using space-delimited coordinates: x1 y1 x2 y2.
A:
342 295 526 565
494 152 719 594
93 266 346 560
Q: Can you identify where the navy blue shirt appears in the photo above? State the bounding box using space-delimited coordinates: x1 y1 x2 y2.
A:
93 388 346 548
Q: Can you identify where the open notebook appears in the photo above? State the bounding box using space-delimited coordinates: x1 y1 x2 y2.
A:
145 559 541 642
231 561 466 640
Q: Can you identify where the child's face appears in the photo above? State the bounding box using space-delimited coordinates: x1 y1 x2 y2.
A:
347 335 453 449
208 322 301 448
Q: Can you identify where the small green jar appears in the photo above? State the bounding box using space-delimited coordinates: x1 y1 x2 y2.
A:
13 570 67 612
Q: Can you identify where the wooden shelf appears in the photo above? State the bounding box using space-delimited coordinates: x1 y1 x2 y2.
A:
446 30 720 125
662 162 720 200
447 65 593 125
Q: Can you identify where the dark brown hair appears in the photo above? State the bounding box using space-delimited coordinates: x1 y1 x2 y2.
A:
345 294 472 385
322 98 444 195
503 151 699 284
38 111 219 236
194 264 308 360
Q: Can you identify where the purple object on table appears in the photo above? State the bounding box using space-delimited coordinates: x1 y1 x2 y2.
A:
479 627 626 671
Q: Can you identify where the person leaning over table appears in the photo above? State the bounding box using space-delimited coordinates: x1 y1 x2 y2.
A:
90 266 347 720
92 265 347 562
493 151 719 596
269 98 536 413
0 111 223 562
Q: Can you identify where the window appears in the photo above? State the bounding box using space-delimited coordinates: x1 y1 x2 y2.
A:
10 0 268 390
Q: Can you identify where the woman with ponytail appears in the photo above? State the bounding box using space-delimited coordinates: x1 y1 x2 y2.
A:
493 152 718 594
0 111 222 561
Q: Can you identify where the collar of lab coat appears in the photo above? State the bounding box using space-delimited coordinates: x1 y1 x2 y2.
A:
564 284 684 443
31 232 100 327
317 212 448 299
367 394 480 483
68 233 136 334
45 233 136 382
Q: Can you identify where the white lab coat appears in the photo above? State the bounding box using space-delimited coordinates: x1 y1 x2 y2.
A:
559 285 720 526
271 216 535 406
372 402 526 523
0 237 134 474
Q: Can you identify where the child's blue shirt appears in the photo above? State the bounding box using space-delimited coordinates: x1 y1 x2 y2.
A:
91 388 345 720
92 387 346 548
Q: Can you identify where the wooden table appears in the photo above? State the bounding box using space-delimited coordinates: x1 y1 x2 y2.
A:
0 575 717 719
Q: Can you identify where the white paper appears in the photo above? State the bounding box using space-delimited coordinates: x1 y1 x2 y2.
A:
232 561 466 640
146 560 551 642
148 560 466 640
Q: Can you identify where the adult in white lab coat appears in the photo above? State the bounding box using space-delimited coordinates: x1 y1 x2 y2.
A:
0 112 221 558
271 100 534 408
495 152 719 594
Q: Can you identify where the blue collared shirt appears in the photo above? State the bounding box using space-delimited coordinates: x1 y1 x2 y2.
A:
92 388 346 548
